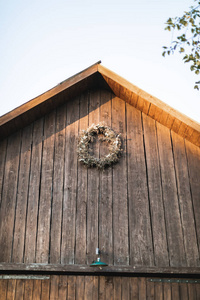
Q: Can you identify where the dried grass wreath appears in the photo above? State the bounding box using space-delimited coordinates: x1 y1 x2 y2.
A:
77 123 122 169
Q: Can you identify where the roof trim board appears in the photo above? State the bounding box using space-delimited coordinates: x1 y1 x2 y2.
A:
0 62 200 147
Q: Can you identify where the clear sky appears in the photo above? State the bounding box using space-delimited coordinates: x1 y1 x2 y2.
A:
0 0 199 122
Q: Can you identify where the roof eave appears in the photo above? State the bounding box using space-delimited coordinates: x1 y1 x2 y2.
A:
0 62 200 147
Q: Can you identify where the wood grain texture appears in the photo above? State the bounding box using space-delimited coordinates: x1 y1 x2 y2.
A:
163 282 171 300
138 277 146 300
121 277 130 300
87 90 100 264
179 282 188 300
67 276 76 300
32 279 42 300
112 96 129 265
15 280 25 300
146 280 154 300
130 277 139 300
156 122 186 267
0 88 199 272
171 131 199 267
49 275 59 300
0 280 7 299
24 118 43 263
75 276 85 300
6 279 16 300
113 277 121 300
99 90 113 265
0 139 7 206
185 140 200 257
142 113 168 267
58 275 68 299
0 131 21 262
75 94 88 265
154 281 163 300
99 276 105 300
127 105 153 266
50 104 66 264
0 275 199 299
36 110 56 263
41 279 50 300
23 280 34 300
61 97 79 264
12 125 32 263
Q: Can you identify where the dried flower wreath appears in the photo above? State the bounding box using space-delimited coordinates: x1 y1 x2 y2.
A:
77 123 122 169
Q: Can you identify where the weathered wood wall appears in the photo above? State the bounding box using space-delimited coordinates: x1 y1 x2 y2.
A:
0 88 199 268
0 275 199 299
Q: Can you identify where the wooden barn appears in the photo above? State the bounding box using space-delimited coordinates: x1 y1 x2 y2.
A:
0 61 200 299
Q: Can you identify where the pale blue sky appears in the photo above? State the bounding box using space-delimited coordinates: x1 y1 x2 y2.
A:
0 0 199 122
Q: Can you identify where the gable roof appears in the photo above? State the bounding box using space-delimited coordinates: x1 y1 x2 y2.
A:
0 61 200 147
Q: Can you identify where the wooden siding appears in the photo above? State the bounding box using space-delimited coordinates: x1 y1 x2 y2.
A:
0 89 200 269
0 275 200 299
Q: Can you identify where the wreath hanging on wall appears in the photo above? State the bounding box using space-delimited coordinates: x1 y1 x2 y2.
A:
77 123 123 169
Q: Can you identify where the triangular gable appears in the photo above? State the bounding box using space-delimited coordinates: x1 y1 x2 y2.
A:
0 61 200 147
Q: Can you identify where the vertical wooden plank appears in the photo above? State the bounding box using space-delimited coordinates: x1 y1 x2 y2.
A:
156 122 186 267
130 278 139 300
99 276 106 300
84 276 98 300
185 140 200 256
154 281 163 300
138 278 146 300
179 283 188 300
99 90 113 265
121 277 130 300
36 110 55 263
112 97 129 265
15 280 25 300
58 276 68 300
113 277 121 300
171 283 180 300
32 280 42 300
196 283 200 300
163 282 171 300
0 139 7 206
0 279 8 300
188 283 196 300
75 276 85 300
67 276 76 300
6 280 16 300
61 97 79 264
50 104 66 264
92 276 98 300
171 131 199 267
50 276 59 300
75 94 87 264
0 131 21 262
143 114 169 266
24 118 43 263
87 90 100 264
127 105 153 266
105 277 114 300
23 280 33 300
41 279 50 300
12 125 32 263
146 280 154 300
